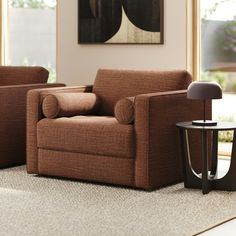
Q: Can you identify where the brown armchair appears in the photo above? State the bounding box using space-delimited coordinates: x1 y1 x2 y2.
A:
0 66 65 168
26 69 211 190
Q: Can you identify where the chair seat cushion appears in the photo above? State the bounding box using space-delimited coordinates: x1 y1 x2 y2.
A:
37 116 134 159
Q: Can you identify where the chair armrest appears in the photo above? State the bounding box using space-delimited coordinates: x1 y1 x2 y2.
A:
134 90 211 190
26 85 93 174
0 83 65 168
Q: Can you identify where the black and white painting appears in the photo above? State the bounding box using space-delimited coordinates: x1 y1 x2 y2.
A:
78 0 164 44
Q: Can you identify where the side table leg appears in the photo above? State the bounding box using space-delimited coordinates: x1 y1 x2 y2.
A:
179 128 203 189
211 130 218 177
222 130 236 181
179 128 188 183
201 130 209 194
213 130 236 190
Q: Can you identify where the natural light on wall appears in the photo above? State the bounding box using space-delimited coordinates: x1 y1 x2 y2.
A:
4 0 57 82
200 0 236 156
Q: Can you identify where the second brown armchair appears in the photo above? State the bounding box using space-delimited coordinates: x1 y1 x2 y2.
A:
0 66 65 168
27 69 211 190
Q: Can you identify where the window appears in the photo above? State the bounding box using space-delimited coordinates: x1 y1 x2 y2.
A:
196 0 236 156
4 0 57 82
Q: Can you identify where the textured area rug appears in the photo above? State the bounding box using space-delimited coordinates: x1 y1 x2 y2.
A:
0 166 236 236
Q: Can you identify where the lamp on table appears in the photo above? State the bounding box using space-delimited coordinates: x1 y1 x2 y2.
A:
187 81 222 126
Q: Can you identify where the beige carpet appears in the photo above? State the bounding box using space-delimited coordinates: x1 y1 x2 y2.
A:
0 166 236 236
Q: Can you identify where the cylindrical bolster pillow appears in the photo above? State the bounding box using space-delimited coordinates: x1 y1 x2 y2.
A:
42 93 100 118
114 97 135 124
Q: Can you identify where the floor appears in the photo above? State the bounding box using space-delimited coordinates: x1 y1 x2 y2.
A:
215 159 230 178
3 166 236 236
200 218 236 235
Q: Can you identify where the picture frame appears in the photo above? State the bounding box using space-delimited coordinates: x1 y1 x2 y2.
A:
78 0 164 44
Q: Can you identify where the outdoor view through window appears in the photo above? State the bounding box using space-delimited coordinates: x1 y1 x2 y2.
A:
7 0 56 82
201 0 236 156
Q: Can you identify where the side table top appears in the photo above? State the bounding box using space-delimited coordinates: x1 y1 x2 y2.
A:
176 121 236 131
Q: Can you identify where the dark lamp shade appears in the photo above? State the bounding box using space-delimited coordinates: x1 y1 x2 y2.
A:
187 81 222 100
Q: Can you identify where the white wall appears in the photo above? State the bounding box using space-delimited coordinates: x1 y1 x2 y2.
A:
57 0 188 85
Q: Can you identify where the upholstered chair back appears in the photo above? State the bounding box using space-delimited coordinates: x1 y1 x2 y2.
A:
93 69 192 116
0 66 49 86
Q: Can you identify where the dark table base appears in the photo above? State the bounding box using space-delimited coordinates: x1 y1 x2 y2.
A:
179 129 236 194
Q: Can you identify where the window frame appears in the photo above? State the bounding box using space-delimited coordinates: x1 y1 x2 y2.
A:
0 0 8 65
192 0 200 81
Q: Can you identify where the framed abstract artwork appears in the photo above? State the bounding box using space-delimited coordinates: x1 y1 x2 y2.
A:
78 0 164 44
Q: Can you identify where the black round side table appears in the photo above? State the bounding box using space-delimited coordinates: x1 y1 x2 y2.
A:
176 121 236 194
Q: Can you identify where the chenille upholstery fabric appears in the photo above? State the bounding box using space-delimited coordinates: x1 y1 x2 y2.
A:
27 86 93 173
93 69 192 115
37 116 134 158
27 69 211 190
0 66 48 85
42 92 100 118
114 97 135 124
134 90 211 189
38 150 135 186
0 66 65 168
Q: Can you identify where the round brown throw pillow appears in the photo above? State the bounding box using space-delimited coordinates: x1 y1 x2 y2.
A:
42 93 100 118
114 97 135 124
